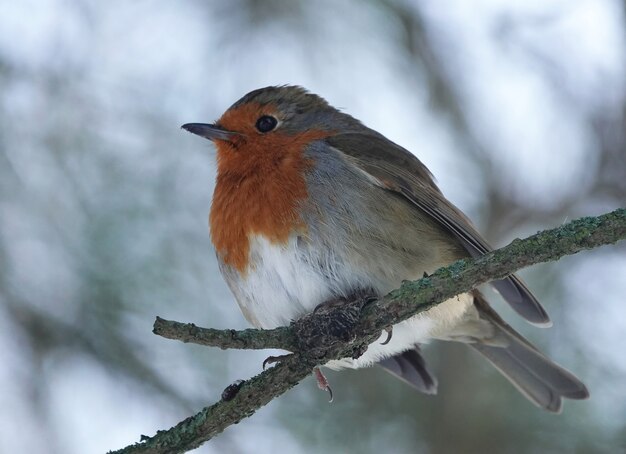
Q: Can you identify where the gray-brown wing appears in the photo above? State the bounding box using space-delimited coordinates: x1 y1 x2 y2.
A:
326 132 550 326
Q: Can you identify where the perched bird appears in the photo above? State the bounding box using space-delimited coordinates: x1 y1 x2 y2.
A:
182 85 588 412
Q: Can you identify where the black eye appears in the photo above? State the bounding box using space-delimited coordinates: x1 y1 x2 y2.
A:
255 115 278 133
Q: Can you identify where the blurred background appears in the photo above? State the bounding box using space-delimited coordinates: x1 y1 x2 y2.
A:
0 0 625 453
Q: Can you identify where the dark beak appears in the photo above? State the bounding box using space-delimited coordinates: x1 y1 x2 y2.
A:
181 123 237 142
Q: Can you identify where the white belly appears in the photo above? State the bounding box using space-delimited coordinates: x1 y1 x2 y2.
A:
225 234 473 369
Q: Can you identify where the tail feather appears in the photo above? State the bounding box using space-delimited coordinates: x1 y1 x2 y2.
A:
378 347 438 395
472 294 589 412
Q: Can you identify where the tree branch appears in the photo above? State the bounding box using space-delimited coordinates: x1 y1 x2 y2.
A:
110 208 626 454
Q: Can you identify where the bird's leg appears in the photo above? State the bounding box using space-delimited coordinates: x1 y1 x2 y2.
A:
313 367 333 402
308 289 379 343
313 288 378 315
263 292 373 372
292 288 379 364
263 290 378 398
263 356 334 401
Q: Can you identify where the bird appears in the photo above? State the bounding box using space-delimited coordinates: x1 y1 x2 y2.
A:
182 85 589 412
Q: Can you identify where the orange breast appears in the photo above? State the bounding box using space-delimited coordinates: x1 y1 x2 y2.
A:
210 125 330 273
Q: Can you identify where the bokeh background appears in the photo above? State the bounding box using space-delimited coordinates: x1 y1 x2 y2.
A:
1 1 625 453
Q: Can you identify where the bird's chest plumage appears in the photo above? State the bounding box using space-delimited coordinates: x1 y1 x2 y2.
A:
209 128 331 272
209 155 308 273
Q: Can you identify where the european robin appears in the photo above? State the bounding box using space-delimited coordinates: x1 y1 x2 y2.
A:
182 85 588 412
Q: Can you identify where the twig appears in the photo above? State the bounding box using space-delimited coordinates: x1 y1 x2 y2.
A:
153 318 296 351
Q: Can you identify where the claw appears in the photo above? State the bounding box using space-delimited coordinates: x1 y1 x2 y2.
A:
313 297 346 315
314 367 334 403
381 326 393 345
262 353 293 370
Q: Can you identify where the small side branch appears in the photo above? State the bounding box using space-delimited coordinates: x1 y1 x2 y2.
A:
153 317 296 351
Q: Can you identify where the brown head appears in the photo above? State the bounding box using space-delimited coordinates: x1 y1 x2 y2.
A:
182 86 360 272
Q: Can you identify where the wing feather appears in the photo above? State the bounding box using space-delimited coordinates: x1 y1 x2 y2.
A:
326 132 551 326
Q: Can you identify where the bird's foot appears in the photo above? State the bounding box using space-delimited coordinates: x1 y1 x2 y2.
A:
313 296 348 315
293 289 378 361
313 367 333 402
